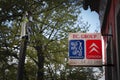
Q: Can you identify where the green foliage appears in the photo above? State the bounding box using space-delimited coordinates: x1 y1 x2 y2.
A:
0 25 19 80
0 0 103 80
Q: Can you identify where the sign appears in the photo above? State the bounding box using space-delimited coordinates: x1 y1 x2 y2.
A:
69 40 84 59
86 40 102 59
68 33 102 66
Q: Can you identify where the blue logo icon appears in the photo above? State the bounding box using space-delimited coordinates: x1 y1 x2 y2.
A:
69 40 84 59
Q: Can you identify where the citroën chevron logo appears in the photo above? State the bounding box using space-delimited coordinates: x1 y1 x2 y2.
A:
86 40 102 59
88 43 100 54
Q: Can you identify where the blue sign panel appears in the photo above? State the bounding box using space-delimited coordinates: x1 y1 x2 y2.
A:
69 40 84 59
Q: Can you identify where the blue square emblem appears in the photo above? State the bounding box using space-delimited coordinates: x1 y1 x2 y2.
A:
69 40 84 59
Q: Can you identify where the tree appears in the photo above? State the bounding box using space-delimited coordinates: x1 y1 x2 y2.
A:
0 24 20 80
26 1 82 80
0 0 103 80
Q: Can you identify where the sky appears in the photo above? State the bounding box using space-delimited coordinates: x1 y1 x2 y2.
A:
79 7 105 80
79 7 100 33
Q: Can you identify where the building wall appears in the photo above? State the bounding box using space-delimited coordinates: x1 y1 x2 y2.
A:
115 0 120 80
101 0 120 80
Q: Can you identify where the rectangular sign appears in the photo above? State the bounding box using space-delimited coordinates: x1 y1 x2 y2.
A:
68 33 103 66
69 40 84 59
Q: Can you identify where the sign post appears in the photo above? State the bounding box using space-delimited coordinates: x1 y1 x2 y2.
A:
68 33 103 66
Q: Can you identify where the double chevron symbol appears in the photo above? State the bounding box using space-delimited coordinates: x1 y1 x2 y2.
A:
88 43 100 54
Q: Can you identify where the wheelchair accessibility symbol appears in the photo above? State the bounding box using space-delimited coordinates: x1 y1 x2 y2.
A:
69 40 84 59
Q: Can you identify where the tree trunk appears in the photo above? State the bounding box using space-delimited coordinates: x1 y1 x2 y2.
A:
35 46 44 80
17 36 28 80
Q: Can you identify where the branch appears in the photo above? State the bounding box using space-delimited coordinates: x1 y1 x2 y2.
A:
27 53 38 66
32 1 65 15
0 13 23 23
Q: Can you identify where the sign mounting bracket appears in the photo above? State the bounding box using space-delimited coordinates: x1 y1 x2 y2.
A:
102 34 113 37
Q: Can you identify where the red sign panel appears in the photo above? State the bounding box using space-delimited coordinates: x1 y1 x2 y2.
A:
86 40 102 59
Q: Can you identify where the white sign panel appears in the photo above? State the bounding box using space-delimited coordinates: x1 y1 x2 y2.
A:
68 33 103 66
